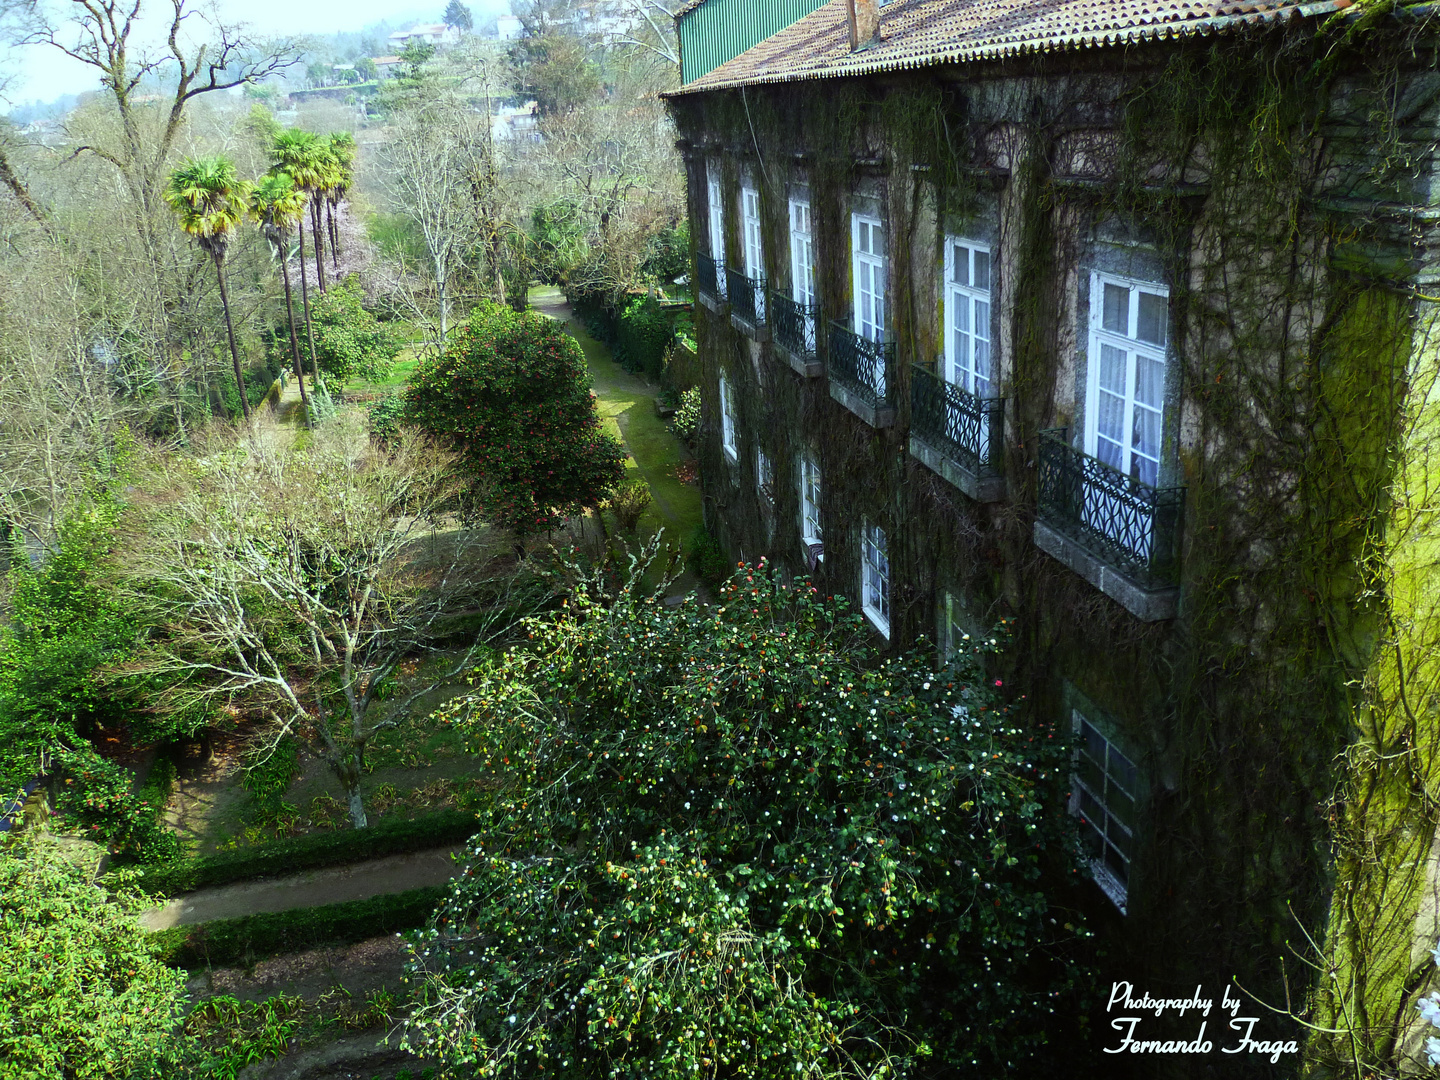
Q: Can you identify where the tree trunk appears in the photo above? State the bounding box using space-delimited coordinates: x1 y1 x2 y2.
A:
0 147 45 226
297 220 321 386
214 256 251 422
279 249 311 424
330 754 368 829
310 200 328 293
347 785 368 829
436 254 448 339
327 200 340 269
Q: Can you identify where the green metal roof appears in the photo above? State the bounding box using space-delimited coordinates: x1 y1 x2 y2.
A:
677 0 830 85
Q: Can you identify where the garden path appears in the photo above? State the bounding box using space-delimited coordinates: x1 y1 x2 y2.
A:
529 286 703 546
138 843 463 930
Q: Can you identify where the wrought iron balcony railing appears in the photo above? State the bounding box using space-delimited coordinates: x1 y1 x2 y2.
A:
827 321 893 408
770 292 818 356
910 365 1003 476
726 268 766 327
1036 428 1184 588
696 251 726 302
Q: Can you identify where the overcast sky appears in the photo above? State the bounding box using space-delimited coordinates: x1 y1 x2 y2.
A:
3 0 511 105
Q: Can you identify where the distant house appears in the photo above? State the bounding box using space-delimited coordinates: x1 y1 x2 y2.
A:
387 23 459 47
373 56 405 79
493 14 523 40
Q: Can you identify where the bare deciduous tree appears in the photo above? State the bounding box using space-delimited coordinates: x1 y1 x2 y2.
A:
125 417 544 828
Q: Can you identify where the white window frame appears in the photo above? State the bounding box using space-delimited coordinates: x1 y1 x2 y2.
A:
707 172 727 299
851 212 887 343
943 237 993 399
861 520 890 638
756 446 773 501
789 197 816 307
798 452 822 549
719 371 737 462
1084 272 1169 488
741 185 764 281
1068 709 1137 914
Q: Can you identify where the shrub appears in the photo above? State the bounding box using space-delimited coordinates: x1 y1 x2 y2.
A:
401 557 1086 1077
0 837 190 1076
684 523 727 586
613 294 673 379
366 391 408 442
407 303 626 537
153 884 446 968
310 276 404 384
671 385 701 442
605 477 652 534
124 809 479 897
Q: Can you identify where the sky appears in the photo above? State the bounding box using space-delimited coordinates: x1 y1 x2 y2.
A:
2 0 512 105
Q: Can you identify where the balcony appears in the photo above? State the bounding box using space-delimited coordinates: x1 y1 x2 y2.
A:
909 365 1005 502
725 268 768 340
1034 428 1184 621
827 321 895 428
770 292 821 377
696 252 726 312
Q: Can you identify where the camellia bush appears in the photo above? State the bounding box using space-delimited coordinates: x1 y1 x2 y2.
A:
0 838 189 1078
407 302 626 538
402 550 1088 1078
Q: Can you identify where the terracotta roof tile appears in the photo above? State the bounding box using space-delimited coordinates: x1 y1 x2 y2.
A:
670 0 1353 94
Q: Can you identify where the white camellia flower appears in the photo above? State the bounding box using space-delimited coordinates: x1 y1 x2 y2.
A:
1417 992 1440 1027
1431 937 1440 969
1426 1035 1440 1067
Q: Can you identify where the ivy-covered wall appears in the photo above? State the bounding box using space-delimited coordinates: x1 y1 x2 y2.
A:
670 13 1440 1078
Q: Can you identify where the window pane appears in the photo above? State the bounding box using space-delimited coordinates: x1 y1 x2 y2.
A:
1078 756 1104 796
1082 721 1105 762
1103 283 1128 333
1135 354 1164 410
974 300 989 343
1132 405 1160 463
1079 789 1105 827
1109 749 1138 795
952 244 968 287
1108 788 1135 830
1137 291 1168 346
974 249 991 291
974 338 991 391
953 293 970 334
1099 343 1126 395
1097 389 1124 446
1104 842 1130 882
1130 446 1158 487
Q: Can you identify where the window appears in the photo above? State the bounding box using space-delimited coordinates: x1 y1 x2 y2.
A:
719 372 737 461
741 186 763 281
799 452 822 548
756 447 773 501
944 238 992 398
1069 710 1138 913
851 214 886 343
861 521 890 637
1086 274 1168 488
708 173 727 298
789 198 816 307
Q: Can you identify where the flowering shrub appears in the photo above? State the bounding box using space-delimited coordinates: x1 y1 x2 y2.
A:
406 303 626 536
403 551 1087 1078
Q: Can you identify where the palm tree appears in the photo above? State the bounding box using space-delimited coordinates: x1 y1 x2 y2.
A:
271 129 330 294
325 132 357 269
248 172 312 423
164 156 253 422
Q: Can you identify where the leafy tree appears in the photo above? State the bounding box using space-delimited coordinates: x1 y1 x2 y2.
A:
399 38 438 81
0 837 189 1077
509 31 600 117
402 555 1087 1077
407 303 626 538
0 498 137 788
163 156 253 421
311 276 404 384
355 56 378 81
444 0 474 32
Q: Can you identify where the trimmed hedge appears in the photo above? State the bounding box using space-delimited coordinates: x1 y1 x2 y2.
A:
152 884 447 968
125 810 478 898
